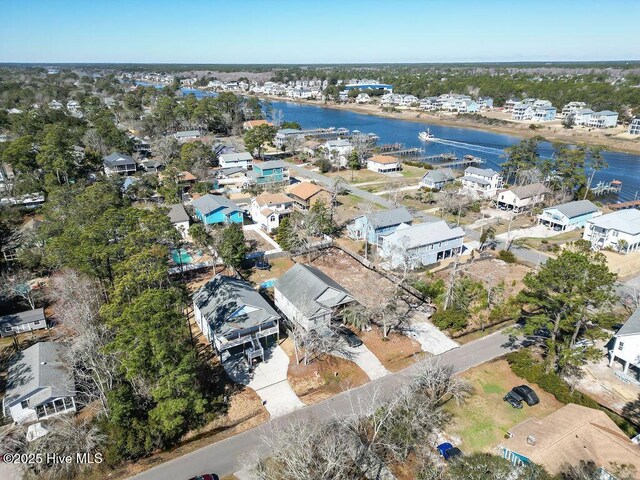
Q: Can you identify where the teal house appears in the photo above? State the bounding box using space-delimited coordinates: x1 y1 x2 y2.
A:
192 194 244 225
247 160 290 186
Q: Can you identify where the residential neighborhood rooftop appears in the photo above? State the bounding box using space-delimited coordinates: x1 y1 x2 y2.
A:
166 203 189 224
103 152 135 167
287 182 326 200
0 308 45 329
381 220 465 249
588 208 640 235
368 155 398 164
255 192 294 207
465 166 498 177
365 206 413 229
507 182 550 199
616 307 640 336
192 194 242 215
548 200 599 218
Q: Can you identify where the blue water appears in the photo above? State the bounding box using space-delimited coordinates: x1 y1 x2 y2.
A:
267 101 640 202
134 81 217 98
171 248 193 264
260 279 276 289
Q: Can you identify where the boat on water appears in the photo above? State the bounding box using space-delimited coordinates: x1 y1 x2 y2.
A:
418 128 435 141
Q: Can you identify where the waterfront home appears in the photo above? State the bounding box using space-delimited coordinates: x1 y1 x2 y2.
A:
246 160 290 187
219 152 254 170
379 221 465 269
367 155 401 174
511 99 556 122
583 209 640 253
608 307 640 375
287 182 332 210
511 102 534 120
572 108 594 125
243 119 273 130
167 203 190 239
192 194 244 225
419 97 438 111
504 98 520 111
499 404 640 477
347 207 414 245
400 95 419 107
274 263 356 333
495 182 549 213
250 193 295 233
0 308 47 337
587 110 618 128
193 275 280 363
460 166 502 198
420 168 456 190
477 96 494 109
103 152 137 176
380 93 404 106
3 342 77 424
532 104 557 122
322 139 353 167
355 93 371 104
629 117 640 135
173 130 201 142
561 101 587 116
274 128 303 148
538 200 601 231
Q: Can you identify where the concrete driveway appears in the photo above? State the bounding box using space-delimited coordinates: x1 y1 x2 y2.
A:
223 346 304 418
402 322 459 355
496 224 564 241
343 344 390 380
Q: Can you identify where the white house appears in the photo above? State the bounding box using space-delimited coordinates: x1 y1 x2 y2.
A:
628 117 640 136
583 209 640 253
495 182 549 213
250 193 295 233
0 308 47 337
572 108 594 126
561 101 587 116
608 308 640 375
322 139 353 167
3 342 77 424
538 200 601 231
367 155 401 174
420 168 456 190
274 263 355 333
379 220 465 269
219 152 254 170
587 110 618 128
355 93 371 104
173 130 201 142
167 204 190 239
460 167 502 198
511 102 534 120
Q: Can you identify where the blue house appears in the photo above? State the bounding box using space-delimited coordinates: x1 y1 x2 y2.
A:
347 207 414 245
538 200 601 231
192 194 244 225
246 160 290 186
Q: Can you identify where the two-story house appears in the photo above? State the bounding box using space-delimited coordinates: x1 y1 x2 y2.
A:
367 155 401 174
287 182 333 211
583 209 640 253
538 200 601 231
3 342 76 424
219 152 254 170
246 160 290 187
608 307 640 375
103 152 137 176
192 194 244 225
250 193 295 233
460 167 502 198
347 207 413 245
379 220 465 269
420 168 456 190
274 263 356 333
193 275 280 363
496 183 549 213
166 204 190 239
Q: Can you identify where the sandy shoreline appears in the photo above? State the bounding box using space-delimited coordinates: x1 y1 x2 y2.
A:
255 94 640 155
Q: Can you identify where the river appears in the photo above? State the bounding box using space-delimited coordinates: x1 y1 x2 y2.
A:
268 101 640 202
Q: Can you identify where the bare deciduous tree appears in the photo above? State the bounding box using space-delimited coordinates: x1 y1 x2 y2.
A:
1 270 39 310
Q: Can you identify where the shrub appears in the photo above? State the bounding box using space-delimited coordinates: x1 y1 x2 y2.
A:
431 308 467 332
498 250 517 263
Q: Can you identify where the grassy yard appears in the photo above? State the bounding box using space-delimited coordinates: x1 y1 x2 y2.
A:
444 359 563 452
327 168 388 184
521 229 582 251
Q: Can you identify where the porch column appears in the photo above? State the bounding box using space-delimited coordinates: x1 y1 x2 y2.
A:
609 337 618 367
623 360 630 374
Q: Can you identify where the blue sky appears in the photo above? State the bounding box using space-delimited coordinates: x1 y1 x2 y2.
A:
0 0 638 63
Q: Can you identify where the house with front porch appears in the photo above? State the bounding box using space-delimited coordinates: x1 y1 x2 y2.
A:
103 152 137 176
587 110 619 129
250 193 295 233
274 263 356 333
538 200 601 231
367 155 401 173
379 220 465 269
192 194 244 225
347 207 413 245
583 209 640 253
3 342 76 424
193 275 280 363
287 182 333 211
496 182 549 213
219 152 254 170
460 167 502 198
608 308 640 376
246 160 290 187
420 168 456 190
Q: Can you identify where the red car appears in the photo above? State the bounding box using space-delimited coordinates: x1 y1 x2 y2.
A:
189 475 219 480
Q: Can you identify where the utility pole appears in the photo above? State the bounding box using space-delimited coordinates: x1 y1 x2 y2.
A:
444 253 461 311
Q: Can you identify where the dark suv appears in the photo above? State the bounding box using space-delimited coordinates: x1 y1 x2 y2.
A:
511 385 540 406
503 390 524 409
336 326 363 347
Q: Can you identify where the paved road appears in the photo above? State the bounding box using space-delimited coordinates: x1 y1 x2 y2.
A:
464 227 549 266
130 331 517 480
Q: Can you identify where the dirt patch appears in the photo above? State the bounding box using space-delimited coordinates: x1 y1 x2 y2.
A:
247 257 295 286
444 359 564 452
600 250 640 280
360 326 424 372
244 228 275 253
280 337 369 405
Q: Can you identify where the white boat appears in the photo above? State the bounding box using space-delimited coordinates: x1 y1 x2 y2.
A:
418 129 435 141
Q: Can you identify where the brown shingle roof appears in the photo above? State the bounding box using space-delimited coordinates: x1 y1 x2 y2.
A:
287 182 327 201
368 155 399 165
255 193 294 207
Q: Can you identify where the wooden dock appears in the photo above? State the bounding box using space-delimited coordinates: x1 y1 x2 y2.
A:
590 180 622 196
607 200 640 211
417 153 485 168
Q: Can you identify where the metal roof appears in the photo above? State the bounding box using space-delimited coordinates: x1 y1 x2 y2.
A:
219 152 253 163
192 194 242 216
617 308 640 337
0 308 45 328
366 207 413 229
382 220 465 250
193 276 279 337
465 166 498 178
422 168 456 184
548 200 599 219
588 209 640 235
103 152 135 167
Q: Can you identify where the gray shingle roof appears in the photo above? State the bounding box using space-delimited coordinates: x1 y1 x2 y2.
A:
367 207 413 229
508 182 549 199
167 204 189 224
0 308 45 329
617 308 640 337
4 342 75 408
465 166 498 178
422 168 456 184
193 276 279 337
174 130 201 138
192 194 242 216
103 152 135 167
550 200 599 219
254 160 288 170
382 220 465 250
219 152 253 163
274 263 355 318
461 175 491 186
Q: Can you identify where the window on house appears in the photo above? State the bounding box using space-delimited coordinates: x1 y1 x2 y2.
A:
618 341 624 350
21 400 29 409
33 320 40 325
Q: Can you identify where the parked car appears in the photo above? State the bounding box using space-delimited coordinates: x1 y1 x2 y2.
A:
337 326 363 347
503 390 524 409
573 338 596 349
437 442 462 460
188 475 219 480
533 328 552 339
511 385 540 406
